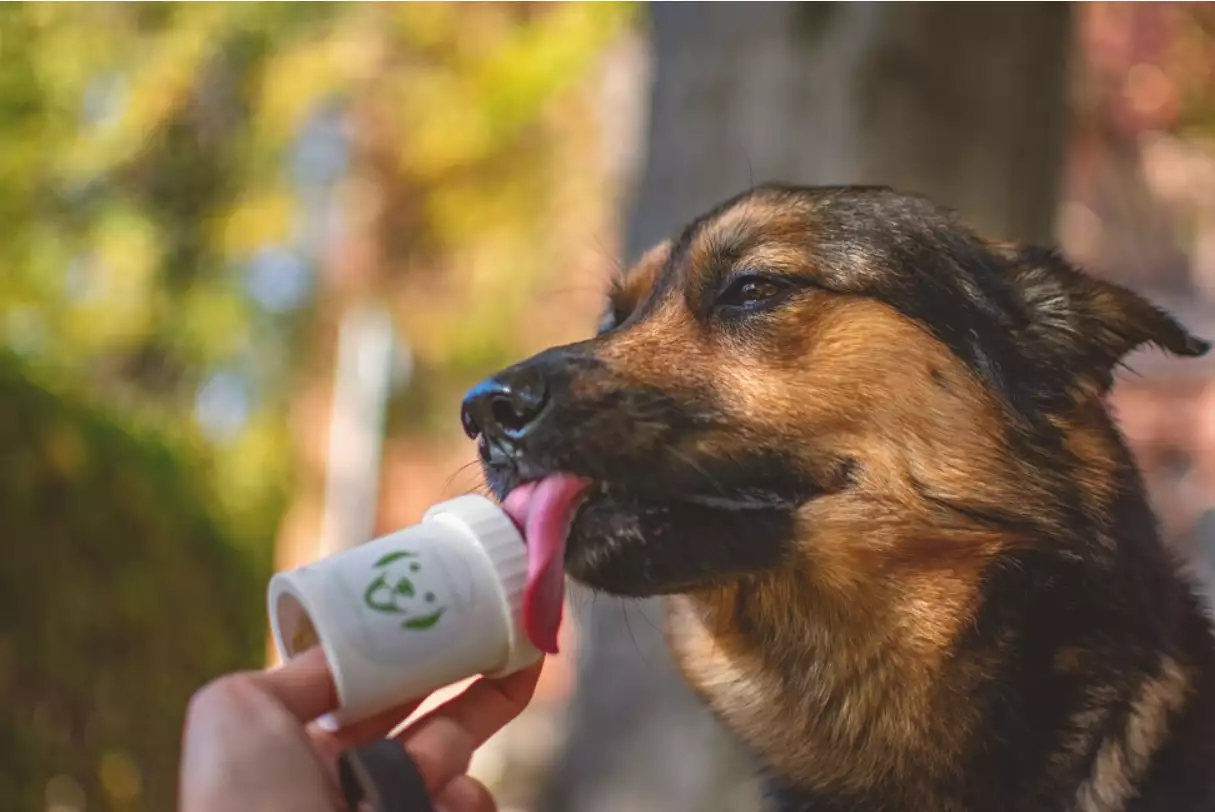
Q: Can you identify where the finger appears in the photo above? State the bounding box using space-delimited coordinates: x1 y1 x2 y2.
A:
312 696 426 762
433 775 497 812
316 662 538 759
396 662 542 795
248 646 338 722
330 696 423 741
408 662 542 751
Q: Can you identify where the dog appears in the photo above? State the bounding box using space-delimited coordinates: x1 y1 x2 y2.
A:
461 185 1215 811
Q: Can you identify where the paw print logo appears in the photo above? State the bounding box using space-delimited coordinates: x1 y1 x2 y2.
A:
362 550 446 630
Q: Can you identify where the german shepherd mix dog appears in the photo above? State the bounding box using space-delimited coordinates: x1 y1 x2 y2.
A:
461 185 1215 812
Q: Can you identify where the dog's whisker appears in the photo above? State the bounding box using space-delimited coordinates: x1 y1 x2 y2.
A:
620 598 663 677
533 283 609 303
668 447 729 497
583 227 626 279
441 458 483 498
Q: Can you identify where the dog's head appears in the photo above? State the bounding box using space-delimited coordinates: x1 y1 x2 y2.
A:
462 185 1209 599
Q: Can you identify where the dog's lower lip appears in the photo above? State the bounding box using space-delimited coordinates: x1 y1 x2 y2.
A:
572 484 806 513
498 470 821 518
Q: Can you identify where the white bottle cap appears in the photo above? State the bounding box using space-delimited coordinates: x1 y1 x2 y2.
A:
268 495 542 730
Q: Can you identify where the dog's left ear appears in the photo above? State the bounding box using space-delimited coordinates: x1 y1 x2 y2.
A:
1003 246 1210 397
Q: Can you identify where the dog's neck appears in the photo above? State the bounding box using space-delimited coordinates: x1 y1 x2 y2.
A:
666 522 1215 812
667 563 982 810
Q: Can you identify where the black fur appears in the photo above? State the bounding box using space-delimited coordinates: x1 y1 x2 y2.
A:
466 185 1215 811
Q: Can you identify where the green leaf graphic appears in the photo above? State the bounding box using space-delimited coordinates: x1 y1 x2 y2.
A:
363 575 403 614
393 578 415 598
373 550 417 568
403 608 445 631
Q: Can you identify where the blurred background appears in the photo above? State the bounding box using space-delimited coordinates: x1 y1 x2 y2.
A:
3 4 1215 812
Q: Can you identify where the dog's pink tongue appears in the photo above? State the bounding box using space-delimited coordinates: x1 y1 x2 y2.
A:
502 474 591 654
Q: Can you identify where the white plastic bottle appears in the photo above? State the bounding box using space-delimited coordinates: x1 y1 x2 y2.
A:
267 494 541 730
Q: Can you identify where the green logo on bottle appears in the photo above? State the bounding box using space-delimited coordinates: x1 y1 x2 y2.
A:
363 550 446 630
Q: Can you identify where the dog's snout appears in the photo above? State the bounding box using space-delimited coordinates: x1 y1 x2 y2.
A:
461 367 551 445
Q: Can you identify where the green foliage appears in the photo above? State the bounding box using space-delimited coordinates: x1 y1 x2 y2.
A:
0 2 316 530
0 0 632 506
0 353 271 811
0 5 632 808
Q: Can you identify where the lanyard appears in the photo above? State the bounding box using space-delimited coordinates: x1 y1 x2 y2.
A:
337 740 434 812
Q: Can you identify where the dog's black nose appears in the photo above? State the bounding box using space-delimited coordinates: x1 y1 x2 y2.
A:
460 367 550 445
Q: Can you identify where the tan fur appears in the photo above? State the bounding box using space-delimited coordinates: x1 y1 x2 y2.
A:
1074 657 1191 812
600 223 1028 802
505 186 1214 809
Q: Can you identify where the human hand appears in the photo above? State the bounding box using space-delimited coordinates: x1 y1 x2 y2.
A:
180 647 542 812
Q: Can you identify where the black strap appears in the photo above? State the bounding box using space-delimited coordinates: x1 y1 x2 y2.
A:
337 739 434 812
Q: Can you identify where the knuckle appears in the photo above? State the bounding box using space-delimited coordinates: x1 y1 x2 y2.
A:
185 673 254 720
436 775 497 812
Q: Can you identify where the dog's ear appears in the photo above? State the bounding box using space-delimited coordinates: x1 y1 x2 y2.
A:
1003 246 1209 397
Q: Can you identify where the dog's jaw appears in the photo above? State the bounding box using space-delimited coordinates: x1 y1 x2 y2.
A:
490 471 807 598
563 490 800 596
481 432 835 597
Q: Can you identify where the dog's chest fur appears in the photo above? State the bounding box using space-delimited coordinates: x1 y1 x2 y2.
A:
666 530 1215 812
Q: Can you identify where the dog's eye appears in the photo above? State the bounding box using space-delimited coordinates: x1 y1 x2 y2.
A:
715 276 785 311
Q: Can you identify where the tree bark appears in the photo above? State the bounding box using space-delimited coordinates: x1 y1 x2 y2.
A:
536 4 1072 812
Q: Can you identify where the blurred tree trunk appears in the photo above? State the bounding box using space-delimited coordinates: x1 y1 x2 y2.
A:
536 4 1072 812
269 72 398 660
